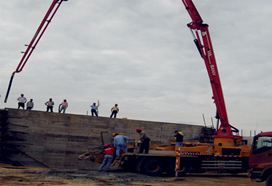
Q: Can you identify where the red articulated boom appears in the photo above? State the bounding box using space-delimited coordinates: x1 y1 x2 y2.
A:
4 0 68 103
182 0 239 138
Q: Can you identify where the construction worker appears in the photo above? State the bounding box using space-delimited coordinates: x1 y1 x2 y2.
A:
45 98 54 112
114 133 131 156
90 100 100 116
98 144 115 172
174 130 184 147
136 128 150 154
110 104 119 118
17 94 27 109
59 99 68 113
26 99 34 110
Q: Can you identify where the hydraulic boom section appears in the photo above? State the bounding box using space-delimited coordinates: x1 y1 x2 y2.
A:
4 0 68 103
181 0 238 138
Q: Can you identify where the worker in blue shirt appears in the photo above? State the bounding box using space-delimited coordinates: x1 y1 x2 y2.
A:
113 133 131 156
90 100 100 116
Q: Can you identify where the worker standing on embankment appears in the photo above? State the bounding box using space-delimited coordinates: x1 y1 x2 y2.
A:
45 98 54 112
90 100 100 116
59 99 68 113
110 104 119 118
26 99 34 110
17 94 27 109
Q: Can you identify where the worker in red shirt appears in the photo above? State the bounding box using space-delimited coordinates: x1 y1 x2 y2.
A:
98 144 115 172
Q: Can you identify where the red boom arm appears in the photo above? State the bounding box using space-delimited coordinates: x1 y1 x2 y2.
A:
182 0 236 137
4 0 67 103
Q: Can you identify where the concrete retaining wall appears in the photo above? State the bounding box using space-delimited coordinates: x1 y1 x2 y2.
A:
0 108 203 169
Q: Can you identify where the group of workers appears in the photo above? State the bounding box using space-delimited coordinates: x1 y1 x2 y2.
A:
98 128 151 172
17 94 68 113
17 94 33 110
17 94 118 117
90 101 120 118
98 129 184 172
113 128 150 156
44 98 68 113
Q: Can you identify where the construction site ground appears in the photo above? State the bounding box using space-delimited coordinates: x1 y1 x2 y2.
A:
0 163 264 186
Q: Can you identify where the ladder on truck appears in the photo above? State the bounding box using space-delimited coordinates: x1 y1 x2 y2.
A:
110 154 125 169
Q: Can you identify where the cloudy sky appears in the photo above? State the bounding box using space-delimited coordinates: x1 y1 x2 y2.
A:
1 0 271 136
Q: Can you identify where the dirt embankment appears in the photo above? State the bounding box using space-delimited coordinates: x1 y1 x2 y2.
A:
0 164 264 186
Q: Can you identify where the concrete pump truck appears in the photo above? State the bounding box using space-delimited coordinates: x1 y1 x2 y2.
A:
109 0 250 176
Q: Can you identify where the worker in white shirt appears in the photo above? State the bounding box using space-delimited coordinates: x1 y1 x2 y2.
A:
45 98 54 112
17 94 27 109
26 99 34 110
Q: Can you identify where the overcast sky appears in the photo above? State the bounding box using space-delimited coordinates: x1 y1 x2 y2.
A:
1 0 271 136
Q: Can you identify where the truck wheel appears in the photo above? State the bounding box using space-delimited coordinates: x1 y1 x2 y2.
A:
178 160 189 176
166 159 189 176
141 159 163 176
266 174 272 186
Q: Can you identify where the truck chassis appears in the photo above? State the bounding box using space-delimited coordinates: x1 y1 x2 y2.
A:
120 150 248 176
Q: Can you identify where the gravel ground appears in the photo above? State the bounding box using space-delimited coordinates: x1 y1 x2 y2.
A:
0 163 265 186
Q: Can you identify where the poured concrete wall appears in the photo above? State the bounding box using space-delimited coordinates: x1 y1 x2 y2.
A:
0 108 203 169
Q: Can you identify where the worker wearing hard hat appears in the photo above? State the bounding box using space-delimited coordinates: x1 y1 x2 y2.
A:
174 130 184 147
136 128 150 154
90 100 100 116
110 104 119 118
17 94 27 109
98 144 115 172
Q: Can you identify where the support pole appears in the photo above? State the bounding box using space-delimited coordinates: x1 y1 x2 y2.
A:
175 146 181 177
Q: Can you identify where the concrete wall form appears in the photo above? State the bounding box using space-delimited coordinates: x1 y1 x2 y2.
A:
0 108 203 169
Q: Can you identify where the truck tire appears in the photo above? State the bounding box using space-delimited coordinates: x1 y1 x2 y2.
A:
178 160 190 176
266 174 272 186
141 159 163 176
166 159 189 176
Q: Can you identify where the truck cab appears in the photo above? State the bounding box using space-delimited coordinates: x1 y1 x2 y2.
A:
249 132 272 186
